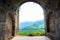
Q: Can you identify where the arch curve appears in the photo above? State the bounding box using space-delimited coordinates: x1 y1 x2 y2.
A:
8 12 15 37
6 12 15 40
17 0 45 11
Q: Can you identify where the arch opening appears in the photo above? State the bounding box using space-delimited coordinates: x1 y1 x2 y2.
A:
18 2 45 36
8 13 15 37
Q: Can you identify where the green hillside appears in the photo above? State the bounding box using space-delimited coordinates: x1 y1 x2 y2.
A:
18 24 45 36
18 20 45 36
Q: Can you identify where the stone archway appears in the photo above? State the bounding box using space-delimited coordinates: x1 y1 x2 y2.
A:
46 11 56 40
5 12 15 40
8 13 15 37
0 0 60 40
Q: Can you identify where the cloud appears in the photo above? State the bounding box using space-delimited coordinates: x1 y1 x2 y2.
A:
19 2 44 22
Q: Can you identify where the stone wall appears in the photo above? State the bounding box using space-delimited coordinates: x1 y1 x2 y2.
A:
5 13 12 40
0 13 6 40
0 0 60 40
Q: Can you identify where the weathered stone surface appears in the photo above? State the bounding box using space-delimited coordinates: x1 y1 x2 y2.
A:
0 0 60 40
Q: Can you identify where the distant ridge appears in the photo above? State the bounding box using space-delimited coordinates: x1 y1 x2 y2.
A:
19 20 44 29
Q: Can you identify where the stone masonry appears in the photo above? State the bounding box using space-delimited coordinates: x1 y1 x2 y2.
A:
0 0 60 40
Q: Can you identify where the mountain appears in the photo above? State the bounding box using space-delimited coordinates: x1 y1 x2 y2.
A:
20 24 45 33
22 24 44 30
19 20 44 29
19 22 34 29
19 20 45 35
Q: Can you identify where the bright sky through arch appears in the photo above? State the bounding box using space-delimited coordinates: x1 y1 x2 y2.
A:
19 2 44 22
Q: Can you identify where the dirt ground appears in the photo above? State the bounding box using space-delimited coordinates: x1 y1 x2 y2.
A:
12 36 51 40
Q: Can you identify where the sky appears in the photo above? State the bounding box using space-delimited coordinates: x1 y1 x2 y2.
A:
19 2 44 22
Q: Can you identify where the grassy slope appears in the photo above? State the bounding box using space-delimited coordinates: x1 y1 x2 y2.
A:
18 28 45 36
18 20 45 36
